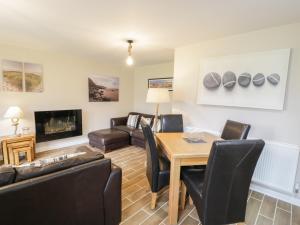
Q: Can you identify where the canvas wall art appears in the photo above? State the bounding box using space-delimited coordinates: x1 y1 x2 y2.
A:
2 59 23 92
148 77 173 91
197 49 291 110
1 59 44 92
24 63 43 92
89 75 119 102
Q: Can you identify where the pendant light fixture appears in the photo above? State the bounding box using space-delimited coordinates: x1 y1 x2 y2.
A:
126 40 134 66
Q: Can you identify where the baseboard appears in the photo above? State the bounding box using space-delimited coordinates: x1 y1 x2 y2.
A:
36 135 89 153
251 181 300 206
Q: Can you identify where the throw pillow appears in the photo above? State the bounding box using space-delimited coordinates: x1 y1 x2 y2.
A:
0 165 15 187
138 117 152 129
127 114 139 128
152 119 161 132
15 149 104 182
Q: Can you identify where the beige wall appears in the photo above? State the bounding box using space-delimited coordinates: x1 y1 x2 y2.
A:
133 62 174 115
0 44 134 151
173 23 300 146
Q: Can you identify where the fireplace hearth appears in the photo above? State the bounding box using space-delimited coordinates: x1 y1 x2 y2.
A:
35 109 82 143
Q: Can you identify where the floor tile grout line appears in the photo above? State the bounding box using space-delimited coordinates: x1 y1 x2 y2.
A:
290 205 293 225
254 194 265 225
138 201 169 225
122 190 149 211
120 197 152 225
188 207 200 222
250 196 263 202
276 206 292 214
178 206 197 225
259 213 274 221
272 198 278 225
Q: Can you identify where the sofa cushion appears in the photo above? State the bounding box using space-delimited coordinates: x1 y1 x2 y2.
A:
132 129 145 140
114 125 137 136
127 115 139 128
138 117 152 129
15 146 104 182
0 165 15 187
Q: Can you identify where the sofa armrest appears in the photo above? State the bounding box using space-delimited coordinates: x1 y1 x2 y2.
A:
104 164 122 225
111 117 127 128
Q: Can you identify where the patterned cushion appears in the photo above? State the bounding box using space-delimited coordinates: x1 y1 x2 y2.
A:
138 117 152 129
152 119 161 132
127 115 139 128
15 149 103 182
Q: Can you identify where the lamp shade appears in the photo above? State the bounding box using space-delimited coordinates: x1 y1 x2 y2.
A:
146 88 170 103
4 106 23 119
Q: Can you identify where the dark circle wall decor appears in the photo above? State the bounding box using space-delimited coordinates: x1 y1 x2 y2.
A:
253 73 265 87
203 72 221 89
267 73 280 85
222 71 236 89
238 73 252 87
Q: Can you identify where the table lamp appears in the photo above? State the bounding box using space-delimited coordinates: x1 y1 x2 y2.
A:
146 88 170 132
4 106 24 135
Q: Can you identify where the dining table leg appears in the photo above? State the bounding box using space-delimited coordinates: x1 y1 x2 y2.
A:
168 158 181 225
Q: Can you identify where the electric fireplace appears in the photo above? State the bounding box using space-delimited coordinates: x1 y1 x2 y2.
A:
35 109 82 143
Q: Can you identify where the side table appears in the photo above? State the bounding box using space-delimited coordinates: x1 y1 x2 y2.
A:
0 134 36 165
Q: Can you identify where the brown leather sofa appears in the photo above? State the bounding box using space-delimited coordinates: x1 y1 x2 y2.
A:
0 148 122 225
111 112 154 148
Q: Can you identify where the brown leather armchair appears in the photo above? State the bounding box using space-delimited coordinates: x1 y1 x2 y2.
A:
0 159 122 225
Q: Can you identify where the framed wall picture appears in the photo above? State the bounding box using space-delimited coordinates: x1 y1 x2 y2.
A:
2 59 23 92
88 75 119 102
197 49 291 110
1 59 44 92
148 77 173 91
24 63 43 92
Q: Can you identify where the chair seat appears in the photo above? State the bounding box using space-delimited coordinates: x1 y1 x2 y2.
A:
181 168 205 200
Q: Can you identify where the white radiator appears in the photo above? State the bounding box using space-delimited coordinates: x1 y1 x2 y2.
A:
252 141 299 194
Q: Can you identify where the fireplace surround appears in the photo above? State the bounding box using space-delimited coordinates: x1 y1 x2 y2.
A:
35 109 82 143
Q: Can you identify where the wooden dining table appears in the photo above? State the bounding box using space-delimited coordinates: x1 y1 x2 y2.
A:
155 132 222 225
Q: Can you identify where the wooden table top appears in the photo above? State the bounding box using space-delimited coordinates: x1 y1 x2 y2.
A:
0 133 35 142
155 132 222 159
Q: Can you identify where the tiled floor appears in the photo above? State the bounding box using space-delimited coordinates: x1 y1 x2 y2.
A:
37 145 300 225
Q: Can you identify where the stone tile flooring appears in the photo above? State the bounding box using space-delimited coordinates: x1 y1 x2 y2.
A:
36 145 300 225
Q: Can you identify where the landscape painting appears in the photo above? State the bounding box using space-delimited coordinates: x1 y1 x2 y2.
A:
88 75 119 102
2 59 23 92
148 77 173 91
24 63 43 92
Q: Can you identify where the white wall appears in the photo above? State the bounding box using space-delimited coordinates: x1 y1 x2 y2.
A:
173 23 300 145
173 23 300 202
0 44 134 151
133 62 174 114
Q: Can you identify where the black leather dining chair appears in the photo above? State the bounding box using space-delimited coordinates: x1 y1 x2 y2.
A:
221 120 251 140
160 114 184 133
140 119 170 209
180 139 265 225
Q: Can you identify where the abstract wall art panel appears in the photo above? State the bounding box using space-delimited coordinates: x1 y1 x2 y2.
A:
197 49 291 110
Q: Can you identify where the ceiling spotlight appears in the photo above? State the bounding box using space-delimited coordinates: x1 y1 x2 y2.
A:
126 40 134 66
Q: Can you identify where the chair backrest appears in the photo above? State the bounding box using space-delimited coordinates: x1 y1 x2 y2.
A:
160 114 183 133
200 139 265 225
140 119 160 192
221 120 251 140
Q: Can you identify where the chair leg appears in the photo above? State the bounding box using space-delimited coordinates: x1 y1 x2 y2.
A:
151 192 158 209
180 181 187 210
189 196 193 205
